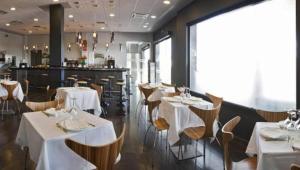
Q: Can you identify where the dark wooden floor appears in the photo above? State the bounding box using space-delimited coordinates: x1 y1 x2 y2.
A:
0 87 248 170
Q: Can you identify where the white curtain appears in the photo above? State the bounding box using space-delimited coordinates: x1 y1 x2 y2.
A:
190 0 296 111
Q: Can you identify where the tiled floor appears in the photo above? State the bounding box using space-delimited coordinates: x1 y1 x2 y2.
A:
0 87 247 170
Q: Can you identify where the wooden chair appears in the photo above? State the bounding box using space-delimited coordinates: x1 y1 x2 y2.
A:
24 79 29 101
291 164 300 170
143 100 169 147
165 91 181 97
222 116 257 170
135 83 149 118
180 105 221 166
25 100 62 112
137 86 157 127
65 123 126 170
1 83 20 120
161 82 176 87
46 85 57 101
256 109 288 122
90 83 107 117
205 93 223 108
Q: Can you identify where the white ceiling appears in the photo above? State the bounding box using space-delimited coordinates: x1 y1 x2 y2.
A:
0 0 193 35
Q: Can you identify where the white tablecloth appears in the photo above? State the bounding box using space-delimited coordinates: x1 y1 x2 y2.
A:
246 122 300 170
16 111 117 170
0 80 24 101
158 97 213 145
56 87 102 116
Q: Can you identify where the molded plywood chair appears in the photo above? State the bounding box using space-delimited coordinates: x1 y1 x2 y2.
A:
291 164 300 170
65 124 126 170
135 83 149 118
143 100 169 148
165 92 181 97
222 116 257 170
256 109 288 122
179 104 220 167
90 83 107 117
1 83 20 120
46 85 57 101
137 86 157 127
25 100 62 112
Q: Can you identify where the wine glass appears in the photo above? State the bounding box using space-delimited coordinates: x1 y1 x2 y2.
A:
68 97 78 119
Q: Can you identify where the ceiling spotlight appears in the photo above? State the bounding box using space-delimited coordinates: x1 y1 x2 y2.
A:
53 0 59 2
92 32 97 38
143 25 148 28
34 18 38 22
150 15 156 19
28 30 32 34
101 27 105 30
5 23 10 27
145 22 149 25
10 7 16 11
68 14 74 18
163 0 171 5
109 13 115 17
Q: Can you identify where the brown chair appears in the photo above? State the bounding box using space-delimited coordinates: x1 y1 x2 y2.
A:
65 123 126 170
256 109 288 122
24 79 29 101
161 82 176 87
1 83 20 120
46 85 57 101
135 83 149 118
179 104 221 166
291 164 300 170
90 83 107 117
222 116 257 170
137 86 158 127
165 92 181 97
25 100 62 112
143 100 169 148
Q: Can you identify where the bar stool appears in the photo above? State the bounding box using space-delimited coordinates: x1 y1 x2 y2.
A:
100 78 109 97
77 80 88 87
107 76 115 97
116 79 126 107
67 77 76 87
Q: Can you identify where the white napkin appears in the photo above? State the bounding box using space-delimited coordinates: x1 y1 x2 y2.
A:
57 118 90 132
43 108 59 117
259 127 288 141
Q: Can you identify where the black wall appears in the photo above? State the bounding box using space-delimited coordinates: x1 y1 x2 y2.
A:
154 0 300 140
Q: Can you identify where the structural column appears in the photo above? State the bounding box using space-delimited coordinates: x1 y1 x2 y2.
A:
49 4 64 66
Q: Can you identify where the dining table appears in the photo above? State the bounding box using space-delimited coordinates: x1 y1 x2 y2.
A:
246 122 300 170
55 87 102 116
158 96 214 145
16 110 117 170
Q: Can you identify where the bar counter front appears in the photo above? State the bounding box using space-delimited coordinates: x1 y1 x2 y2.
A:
11 67 130 97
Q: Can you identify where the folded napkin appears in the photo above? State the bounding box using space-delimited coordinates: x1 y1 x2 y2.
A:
57 118 90 132
259 127 288 141
43 108 59 117
292 142 300 151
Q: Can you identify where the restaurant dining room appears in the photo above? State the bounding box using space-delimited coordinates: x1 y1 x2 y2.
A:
0 0 299 170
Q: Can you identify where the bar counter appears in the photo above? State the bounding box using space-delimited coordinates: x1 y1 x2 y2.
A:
10 67 130 96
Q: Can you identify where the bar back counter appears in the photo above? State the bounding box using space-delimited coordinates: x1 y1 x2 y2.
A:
10 67 130 98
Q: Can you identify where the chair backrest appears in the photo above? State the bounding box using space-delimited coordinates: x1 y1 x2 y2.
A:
161 82 176 87
1 83 17 100
24 79 29 96
147 100 161 124
205 93 223 120
26 100 60 111
91 83 103 97
46 85 57 101
256 109 288 122
189 104 221 138
291 164 300 170
165 92 181 97
140 86 157 104
222 116 241 170
65 124 126 170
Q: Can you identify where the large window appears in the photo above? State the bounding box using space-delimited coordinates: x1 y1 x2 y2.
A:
189 0 296 111
155 38 172 83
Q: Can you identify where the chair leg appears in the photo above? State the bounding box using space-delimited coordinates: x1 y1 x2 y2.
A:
195 140 198 169
152 128 158 168
15 99 21 116
143 125 152 147
24 146 29 170
135 98 142 119
137 104 144 127
1 100 5 120
203 140 206 168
